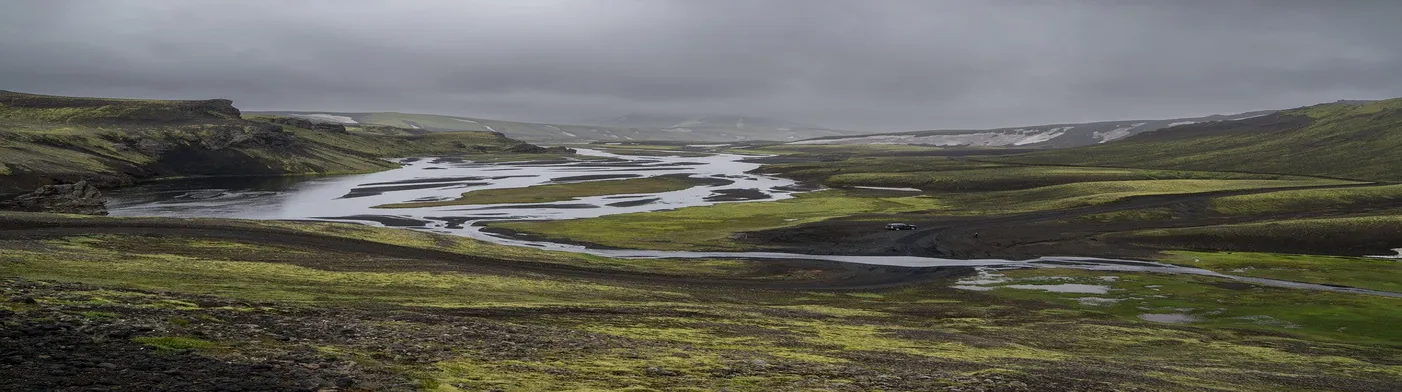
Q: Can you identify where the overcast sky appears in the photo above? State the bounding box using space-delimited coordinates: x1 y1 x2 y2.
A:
2 1 1399 131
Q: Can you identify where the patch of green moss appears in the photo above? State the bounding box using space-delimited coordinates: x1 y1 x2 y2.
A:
80 311 119 319
488 190 943 250
155 299 201 309
431 349 764 392
1081 208 1177 222
1160 251 1402 293
131 336 219 351
969 268 1402 343
1211 184 1402 216
948 179 1350 213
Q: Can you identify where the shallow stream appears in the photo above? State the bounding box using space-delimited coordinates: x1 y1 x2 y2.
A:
107 149 1402 298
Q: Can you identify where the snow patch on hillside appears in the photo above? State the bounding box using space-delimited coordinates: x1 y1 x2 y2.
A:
1012 127 1069 146
1232 113 1271 120
669 118 706 128
561 131 577 137
482 124 497 132
292 114 357 124
792 127 1071 147
452 118 479 124
1166 121 1197 127
1092 123 1145 143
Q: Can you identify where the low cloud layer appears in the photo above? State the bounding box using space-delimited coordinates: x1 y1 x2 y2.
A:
2 1 1400 130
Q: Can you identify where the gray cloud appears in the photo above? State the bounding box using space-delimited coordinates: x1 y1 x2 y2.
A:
2 0 1400 130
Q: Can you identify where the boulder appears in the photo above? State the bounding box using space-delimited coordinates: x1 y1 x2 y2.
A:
0 180 109 215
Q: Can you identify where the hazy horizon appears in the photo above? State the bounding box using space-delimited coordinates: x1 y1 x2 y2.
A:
3 1 1400 132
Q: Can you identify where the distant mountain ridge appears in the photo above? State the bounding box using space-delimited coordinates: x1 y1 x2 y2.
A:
590 113 848 141
788 110 1281 149
252 111 858 143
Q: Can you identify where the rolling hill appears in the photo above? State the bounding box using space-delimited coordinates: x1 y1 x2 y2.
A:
0 90 542 195
788 110 1278 148
999 98 1402 181
254 111 859 143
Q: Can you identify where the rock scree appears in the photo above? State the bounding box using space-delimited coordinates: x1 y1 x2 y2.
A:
0 180 108 215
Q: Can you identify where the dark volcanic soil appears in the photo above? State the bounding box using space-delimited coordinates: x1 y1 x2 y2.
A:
704 188 772 202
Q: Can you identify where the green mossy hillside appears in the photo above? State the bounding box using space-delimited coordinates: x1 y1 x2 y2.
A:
0 90 542 194
755 155 1316 192
1000 98 1402 181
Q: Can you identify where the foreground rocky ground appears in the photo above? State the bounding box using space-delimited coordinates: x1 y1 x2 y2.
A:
3 212 1401 391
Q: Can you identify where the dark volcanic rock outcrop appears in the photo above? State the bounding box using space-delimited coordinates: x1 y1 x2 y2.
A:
0 90 241 123
506 143 576 154
1 180 108 215
108 123 297 156
269 117 350 134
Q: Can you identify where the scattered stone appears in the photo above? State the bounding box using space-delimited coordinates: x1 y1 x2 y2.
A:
0 180 108 215
8 295 38 304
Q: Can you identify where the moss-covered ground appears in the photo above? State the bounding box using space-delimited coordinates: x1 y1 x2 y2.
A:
1158 251 1402 293
489 176 1355 251
1210 183 1402 216
999 98 1402 181
3 213 1400 391
491 190 945 250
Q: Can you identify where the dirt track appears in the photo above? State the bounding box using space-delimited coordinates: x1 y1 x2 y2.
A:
0 213 957 291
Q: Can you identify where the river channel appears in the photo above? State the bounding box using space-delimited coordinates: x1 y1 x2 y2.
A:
106 148 1402 298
